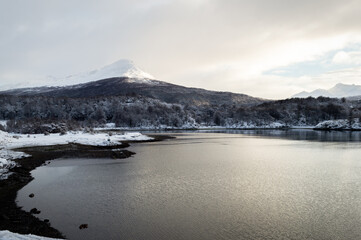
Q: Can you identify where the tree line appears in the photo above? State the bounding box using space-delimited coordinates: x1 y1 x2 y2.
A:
0 94 360 133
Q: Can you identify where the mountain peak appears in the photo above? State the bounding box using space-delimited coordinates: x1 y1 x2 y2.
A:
111 59 135 65
100 59 155 80
292 83 361 98
335 83 347 87
49 59 155 86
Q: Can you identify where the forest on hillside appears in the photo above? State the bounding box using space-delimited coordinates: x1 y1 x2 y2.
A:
0 94 360 133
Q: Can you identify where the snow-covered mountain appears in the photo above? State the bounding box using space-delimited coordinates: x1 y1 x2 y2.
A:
0 65 264 107
48 59 155 86
292 83 361 98
0 77 263 106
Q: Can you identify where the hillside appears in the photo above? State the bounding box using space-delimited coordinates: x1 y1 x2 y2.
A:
0 77 264 107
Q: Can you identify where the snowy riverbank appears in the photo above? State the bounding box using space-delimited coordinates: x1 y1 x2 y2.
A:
94 121 297 131
314 119 361 130
0 130 152 180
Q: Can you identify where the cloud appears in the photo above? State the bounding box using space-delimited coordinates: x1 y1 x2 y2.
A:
332 49 361 65
1 0 361 98
332 51 352 64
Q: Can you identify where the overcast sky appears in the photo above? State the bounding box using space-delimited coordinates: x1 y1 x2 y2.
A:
1 0 361 99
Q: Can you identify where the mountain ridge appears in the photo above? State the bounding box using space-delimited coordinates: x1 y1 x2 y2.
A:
293 83 361 98
0 59 265 107
0 77 264 107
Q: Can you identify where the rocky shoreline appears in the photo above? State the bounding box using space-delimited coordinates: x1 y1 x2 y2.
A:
0 135 172 239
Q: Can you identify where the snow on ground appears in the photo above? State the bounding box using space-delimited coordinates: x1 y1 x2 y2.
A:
1 131 152 149
0 230 61 240
0 130 152 180
0 149 31 160
0 120 7 128
0 158 17 180
315 119 361 130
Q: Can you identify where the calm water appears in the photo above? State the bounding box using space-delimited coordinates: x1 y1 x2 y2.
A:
17 130 361 240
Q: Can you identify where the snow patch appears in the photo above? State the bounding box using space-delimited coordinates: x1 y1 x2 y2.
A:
0 158 17 180
0 120 7 128
315 119 361 130
0 131 152 149
0 230 61 240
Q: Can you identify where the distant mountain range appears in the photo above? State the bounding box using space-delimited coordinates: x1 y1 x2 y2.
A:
0 59 263 107
293 83 361 98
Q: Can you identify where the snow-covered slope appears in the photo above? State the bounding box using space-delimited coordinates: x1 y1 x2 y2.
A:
0 76 263 107
314 119 361 130
0 58 264 106
292 83 361 98
48 59 155 86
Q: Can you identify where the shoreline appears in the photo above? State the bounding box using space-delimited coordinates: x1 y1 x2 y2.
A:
0 135 171 239
98 127 361 132
96 126 310 131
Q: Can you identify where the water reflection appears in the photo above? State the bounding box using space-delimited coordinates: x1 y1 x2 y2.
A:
145 129 361 142
211 129 361 142
17 132 361 240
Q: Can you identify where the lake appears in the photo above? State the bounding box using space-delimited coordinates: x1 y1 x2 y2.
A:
17 130 361 239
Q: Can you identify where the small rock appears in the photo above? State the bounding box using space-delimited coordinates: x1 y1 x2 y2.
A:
44 219 50 223
29 193 35 198
79 224 88 230
30 208 41 214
